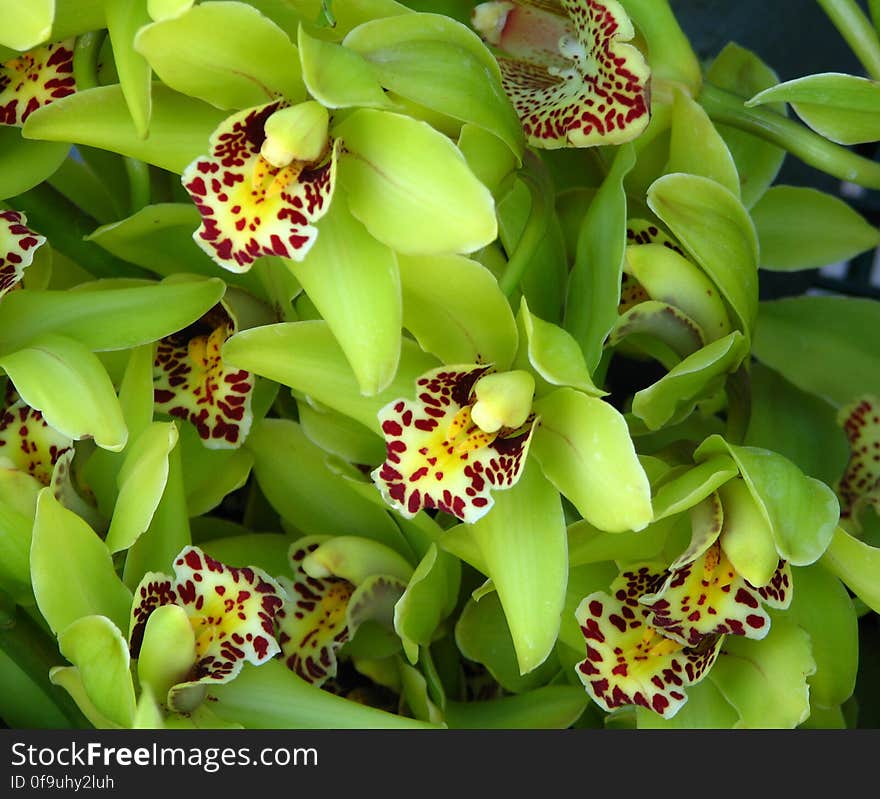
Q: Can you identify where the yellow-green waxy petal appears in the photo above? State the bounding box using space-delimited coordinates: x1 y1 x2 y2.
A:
0 129 69 201
303 536 414 585
648 174 759 340
147 0 192 21
31 489 133 635
288 198 401 397
445 685 588 729
821 527 880 615
458 123 518 196
710 617 815 728
532 388 652 533
609 300 705 360
636 679 739 730
49 666 120 729
0 334 127 452
667 89 740 197
297 25 389 109
105 0 153 139
516 298 603 397
0 277 225 356
23 84 227 174
747 72 880 146
624 243 733 342
717 477 779 587
632 331 749 430
105 422 179 554
58 615 136 728
0 1 54 50
695 435 840 567
334 109 497 255
651 456 738 521
136 603 197 705
750 186 880 272
836 395 880 527
0 467 41 601
468 458 567 674
224 321 438 432
399 253 517 370
134 1 305 109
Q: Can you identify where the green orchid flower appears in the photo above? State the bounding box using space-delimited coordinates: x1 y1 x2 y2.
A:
471 0 650 148
834 395 880 531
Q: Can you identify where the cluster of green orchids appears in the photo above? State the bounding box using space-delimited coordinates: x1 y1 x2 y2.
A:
2 0 880 730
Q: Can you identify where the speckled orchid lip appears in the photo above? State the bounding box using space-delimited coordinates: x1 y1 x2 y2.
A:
371 365 538 524
130 546 285 687
0 39 76 127
181 100 339 272
836 395 880 525
153 301 254 449
640 542 793 647
0 386 72 486
576 565 724 719
0 209 46 300
472 0 650 149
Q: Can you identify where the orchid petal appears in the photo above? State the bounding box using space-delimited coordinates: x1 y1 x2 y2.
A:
0 209 46 299
153 302 254 449
371 365 537 523
0 40 75 127
182 102 338 272
474 0 650 148
575 565 723 719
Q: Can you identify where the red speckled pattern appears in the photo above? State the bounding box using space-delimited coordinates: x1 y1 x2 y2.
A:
153 302 254 449
371 365 538 523
0 389 72 486
0 39 75 127
576 564 723 719
837 395 880 525
182 101 338 272
488 0 649 148
129 546 284 686
0 210 45 299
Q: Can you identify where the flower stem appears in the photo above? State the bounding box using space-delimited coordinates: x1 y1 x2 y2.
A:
124 156 152 215
698 82 880 189
498 173 548 298
816 0 880 80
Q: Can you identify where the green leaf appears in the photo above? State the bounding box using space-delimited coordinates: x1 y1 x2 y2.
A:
705 43 786 209
531 388 652 533
344 15 523 158
787 564 858 708
745 362 850 487
710 617 816 728
334 109 496 255
31 489 133 635
0 277 225 356
467 458 568 674
564 144 635 371
0 0 54 49
748 72 880 145
445 685 588 729
752 296 880 405
398 253 517 369
246 418 410 556
105 422 179 554
208 659 438 728
23 84 228 174
0 334 127 452
631 331 748 430
750 185 880 271
297 25 389 109
0 128 69 202
454 590 560 693
821 527 880 615
134 1 305 109
515 298 603 398
695 435 840 566
288 198 401 396
648 173 759 339
223 320 438 433
105 0 153 138
667 89 740 197
58 615 136 728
